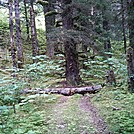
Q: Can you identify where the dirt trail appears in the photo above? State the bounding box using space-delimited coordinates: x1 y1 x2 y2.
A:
48 95 110 134
53 96 70 128
46 96 71 134
79 96 110 134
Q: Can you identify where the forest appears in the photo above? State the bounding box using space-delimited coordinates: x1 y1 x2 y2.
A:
0 0 134 133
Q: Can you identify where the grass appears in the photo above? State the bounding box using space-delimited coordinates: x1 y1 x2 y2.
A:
0 94 95 134
0 53 133 134
1 5 134 134
92 86 134 134
1 67 133 134
47 95 95 134
0 94 58 134
0 60 133 134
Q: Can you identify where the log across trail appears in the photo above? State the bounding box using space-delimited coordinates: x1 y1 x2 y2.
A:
20 85 110 133
21 85 102 96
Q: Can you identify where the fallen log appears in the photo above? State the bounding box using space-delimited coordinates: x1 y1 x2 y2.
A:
21 85 102 96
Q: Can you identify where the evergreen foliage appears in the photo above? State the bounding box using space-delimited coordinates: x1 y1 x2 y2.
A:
0 0 134 133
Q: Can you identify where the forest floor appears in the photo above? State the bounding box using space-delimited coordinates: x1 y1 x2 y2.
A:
0 47 110 134
0 48 134 134
4 86 132 134
0 93 112 134
47 95 110 134
1 77 134 134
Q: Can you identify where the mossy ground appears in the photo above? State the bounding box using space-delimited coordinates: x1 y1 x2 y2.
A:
92 86 134 134
1 84 133 134
0 94 95 134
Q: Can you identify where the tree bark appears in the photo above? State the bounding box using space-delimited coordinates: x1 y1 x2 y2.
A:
21 85 102 96
30 0 39 63
127 1 134 92
62 0 80 86
14 0 23 68
24 0 30 40
127 1 134 48
103 20 111 58
43 0 55 58
9 0 16 69
102 4 111 58
105 70 116 85
121 0 127 54
64 38 80 86
127 47 134 92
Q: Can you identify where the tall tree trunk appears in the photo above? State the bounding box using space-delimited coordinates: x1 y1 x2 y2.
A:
24 0 29 40
121 0 127 54
9 0 16 69
30 0 39 63
43 0 55 58
102 4 111 58
62 0 80 86
127 1 134 48
127 1 134 92
14 0 23 68
103 18 111 58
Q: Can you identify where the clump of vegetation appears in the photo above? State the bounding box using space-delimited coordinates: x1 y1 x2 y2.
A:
0 93 58 134
92 87 134 134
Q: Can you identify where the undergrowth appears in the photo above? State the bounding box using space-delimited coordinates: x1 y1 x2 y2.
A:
0 48 131 134
0 93 59 134
92 86 134 134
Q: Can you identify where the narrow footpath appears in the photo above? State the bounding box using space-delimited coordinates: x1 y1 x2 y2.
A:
46 95 110 134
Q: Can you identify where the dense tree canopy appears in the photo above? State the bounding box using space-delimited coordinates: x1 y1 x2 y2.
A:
0 0 133 88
